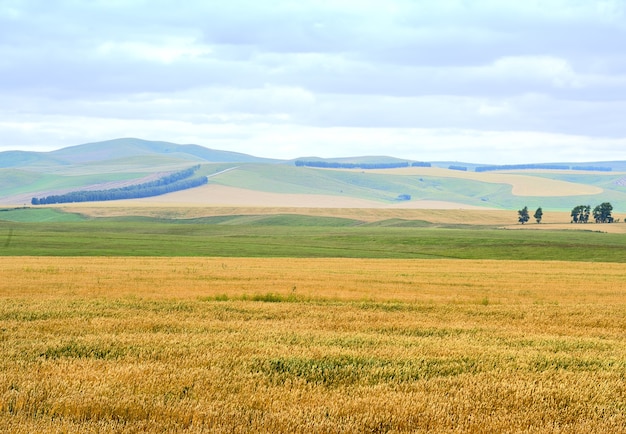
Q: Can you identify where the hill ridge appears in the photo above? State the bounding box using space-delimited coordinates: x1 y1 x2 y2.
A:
2 138 626 211
0 137 279 168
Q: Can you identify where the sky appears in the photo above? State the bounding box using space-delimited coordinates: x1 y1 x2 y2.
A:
1 0 626 164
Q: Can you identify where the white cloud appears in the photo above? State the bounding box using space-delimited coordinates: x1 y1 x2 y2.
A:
490 56 582 88
0 0 625 163
95 39 212 64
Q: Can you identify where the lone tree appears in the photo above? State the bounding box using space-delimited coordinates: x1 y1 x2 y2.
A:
534 207 543 223
593 202 614 223
571 205 590 223
518 206 530 224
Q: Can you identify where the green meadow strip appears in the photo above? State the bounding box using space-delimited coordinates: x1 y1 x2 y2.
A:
1 217 626 261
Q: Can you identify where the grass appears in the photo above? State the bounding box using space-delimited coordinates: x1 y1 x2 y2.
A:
0 207 87 223
2 214 626 261
1 257 625 432
0 169 148 197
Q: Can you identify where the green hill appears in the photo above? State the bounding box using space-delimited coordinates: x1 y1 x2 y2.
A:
0 138 277 171
2 138 626 212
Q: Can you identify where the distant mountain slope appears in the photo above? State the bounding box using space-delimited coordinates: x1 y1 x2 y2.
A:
0 138 278 169
296 155 417 165
0 151 66 168
0 137 280 203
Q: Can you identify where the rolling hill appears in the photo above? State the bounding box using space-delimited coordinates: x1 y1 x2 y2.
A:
1 138 278 169
2 138 626 212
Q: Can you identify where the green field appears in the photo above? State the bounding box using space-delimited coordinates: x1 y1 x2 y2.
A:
2 209 626 261
0 207 87 223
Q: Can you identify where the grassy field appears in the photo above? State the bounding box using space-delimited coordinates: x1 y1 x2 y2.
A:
2 213 626 260
1 257 625 432
0 207 87 223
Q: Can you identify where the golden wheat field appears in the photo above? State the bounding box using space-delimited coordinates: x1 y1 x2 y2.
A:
2 257 626 433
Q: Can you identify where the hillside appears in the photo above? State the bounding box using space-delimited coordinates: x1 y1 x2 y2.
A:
118 165 626 212
0 138 277 170
2 138 626 212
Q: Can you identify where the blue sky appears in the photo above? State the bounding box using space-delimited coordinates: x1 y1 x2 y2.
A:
1 0 626 163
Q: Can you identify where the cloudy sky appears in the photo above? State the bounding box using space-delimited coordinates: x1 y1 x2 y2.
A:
1 0 626 163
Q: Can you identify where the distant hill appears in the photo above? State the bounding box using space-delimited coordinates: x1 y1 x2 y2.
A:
2 137 626 212
0 138 279 169
0 150 67 168
296 155 417 165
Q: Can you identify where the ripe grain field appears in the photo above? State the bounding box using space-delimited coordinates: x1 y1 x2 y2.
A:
1 257 626 433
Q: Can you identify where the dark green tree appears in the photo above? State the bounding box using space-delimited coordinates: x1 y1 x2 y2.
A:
518 206 530 224
534 207 543 223
593 202 614 223
571 205 590 223
582 205 591 223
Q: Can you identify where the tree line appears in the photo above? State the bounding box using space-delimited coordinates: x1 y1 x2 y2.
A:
477 164 611 172
518 202 618 224
31 166 207 205
296 161 613 172
480 164 569 173
294 160 431 169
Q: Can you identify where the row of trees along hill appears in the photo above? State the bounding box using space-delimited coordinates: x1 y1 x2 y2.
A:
477 164 612 172
518 202 618 224
297 161 614 172
31 165 207 205
294 160 431 169
571 202 616 223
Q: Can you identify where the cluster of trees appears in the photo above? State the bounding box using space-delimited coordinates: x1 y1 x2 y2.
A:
570 205 591 223
571 202 615 223
294 160 431 169
517 206 543 224
519 202 618 224
31 166 207 205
